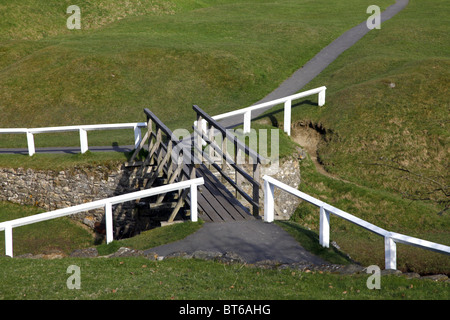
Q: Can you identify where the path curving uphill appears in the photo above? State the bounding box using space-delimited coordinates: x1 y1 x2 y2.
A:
218 0 409 129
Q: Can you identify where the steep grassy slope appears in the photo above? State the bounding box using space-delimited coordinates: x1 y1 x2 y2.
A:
259 0 449 273
280 0 449 213
0 0 392 147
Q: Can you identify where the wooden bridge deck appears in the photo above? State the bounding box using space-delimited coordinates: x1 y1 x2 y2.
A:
193 164 255 222
128 107 259 224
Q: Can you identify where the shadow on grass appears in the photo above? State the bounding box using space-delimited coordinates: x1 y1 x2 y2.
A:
275 220 354 265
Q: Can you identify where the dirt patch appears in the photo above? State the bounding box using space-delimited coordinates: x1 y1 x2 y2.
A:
291 121 330 177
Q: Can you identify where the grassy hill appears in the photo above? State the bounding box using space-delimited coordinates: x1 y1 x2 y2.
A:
0 0 448 275
277 0 449 213
0 0 392 147
257 0 449 273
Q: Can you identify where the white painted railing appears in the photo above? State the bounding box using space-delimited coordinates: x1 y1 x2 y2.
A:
0 178 204 257
211 86 326 136
0 122 147 156
263 175 450 270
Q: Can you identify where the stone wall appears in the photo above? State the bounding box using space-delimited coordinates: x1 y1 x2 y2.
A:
212 156 302 220
0 156 302 237
0 164 141 235
261 157 302 220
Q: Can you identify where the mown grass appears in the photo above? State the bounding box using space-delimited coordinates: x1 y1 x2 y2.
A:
0 201 448 300
0 201 93 256
0 256 448 300
289 155 450 275
0 0 448 298
252 0 450 274
0 0 393 147
263 0 449 212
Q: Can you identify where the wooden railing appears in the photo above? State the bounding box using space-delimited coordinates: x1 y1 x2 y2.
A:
210 86 326 136
0 123 147 156
263 175 450 270
126 108 198 223
193 105 264 217
0 178 204 257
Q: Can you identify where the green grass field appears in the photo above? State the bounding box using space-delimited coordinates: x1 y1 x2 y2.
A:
0 0 392 144
1 256 448 300
0 0 449 299
254 0 449 274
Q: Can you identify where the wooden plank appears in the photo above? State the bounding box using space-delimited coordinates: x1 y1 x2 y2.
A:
197 176 236 222
197 166 253 221
176 152 253 222
179 167 231 222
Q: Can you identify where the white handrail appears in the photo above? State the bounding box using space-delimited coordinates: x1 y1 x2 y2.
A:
263 175 450 270
0 122 147 156
211 86 326 136
0 178 204 257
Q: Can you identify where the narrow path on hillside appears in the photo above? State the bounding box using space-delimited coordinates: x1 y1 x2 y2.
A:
0 1 409 157
218 0 409 129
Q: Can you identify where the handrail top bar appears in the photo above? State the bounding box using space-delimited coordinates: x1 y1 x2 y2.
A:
0 128 28 133
263 175 450 255
143 108 181 143
0 178 204 231
263 175 388 237
193 105 265 163
0 123 147 134
212 86 326 121
389 232 450 255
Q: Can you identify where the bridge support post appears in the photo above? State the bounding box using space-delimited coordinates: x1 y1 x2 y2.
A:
384 236 397 270
79 128 88 154
319 206 330 248
264 180 275 222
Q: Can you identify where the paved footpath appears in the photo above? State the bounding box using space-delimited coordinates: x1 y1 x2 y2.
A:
218 0 409 129
145 220 328 265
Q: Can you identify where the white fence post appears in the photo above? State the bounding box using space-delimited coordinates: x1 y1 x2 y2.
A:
105 202 114 244
264 180 275 222
133 125 142 149
243 110 252 134
319 206 330 248
26 131 35 156
283 99 291 136
190 184 198 222
261 175 450 269
79 128 88 153
385 236 397 270
318 88 326 106
5 223 13 257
